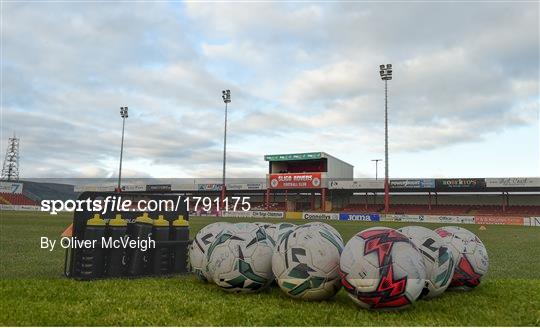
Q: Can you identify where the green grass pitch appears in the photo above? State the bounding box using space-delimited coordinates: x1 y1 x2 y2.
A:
1 211 539 326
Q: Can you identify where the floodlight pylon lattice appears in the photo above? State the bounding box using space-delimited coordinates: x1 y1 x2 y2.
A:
1 134 20 181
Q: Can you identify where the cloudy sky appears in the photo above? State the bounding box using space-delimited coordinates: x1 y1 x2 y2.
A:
2 1 539 179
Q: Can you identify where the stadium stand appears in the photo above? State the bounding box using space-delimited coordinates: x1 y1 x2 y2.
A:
182 196 540 216
340 204 385 213
337 203 540 216
22 181 78 202
0 192 38 205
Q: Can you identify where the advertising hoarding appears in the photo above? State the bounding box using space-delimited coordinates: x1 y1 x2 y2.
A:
269 173 322 189
0 204 40 211
390 179 435 189
121 184 146 192
302 212 339 220
74 185 115 192
223 211 284 219
0 181 23 194
474 216 524 225
197 184 222 191
264 152 322 161
285 211 303 220
221 211 253 218
436 178 486 190
485 177 540 188
339 213 380 221
328 180 384 189
385 214 426 223
170 183 198 191
251 211 285 219
423 215 475 224
226 183 265 190
384 214 475 224
146 184 172 192
524 217 540 227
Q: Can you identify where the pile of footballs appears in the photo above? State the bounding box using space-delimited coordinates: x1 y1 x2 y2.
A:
188 221 489 310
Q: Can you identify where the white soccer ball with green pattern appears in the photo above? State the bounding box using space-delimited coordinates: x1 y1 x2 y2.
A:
302 221 343 243
206 224 274 292
264 222 297 245
272 225 344 300
253 222 272 229
189 222 234 282
398 226 456 299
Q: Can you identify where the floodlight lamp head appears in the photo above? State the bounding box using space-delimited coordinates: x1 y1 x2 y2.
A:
379 63 393 81
120 106 128 118
222 89 231 103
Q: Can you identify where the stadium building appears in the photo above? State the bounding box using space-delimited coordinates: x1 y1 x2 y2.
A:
69 152 540 224
2 151 538 227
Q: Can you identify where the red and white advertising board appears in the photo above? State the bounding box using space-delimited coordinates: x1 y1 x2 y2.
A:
269 173 322 189
474 216 524 226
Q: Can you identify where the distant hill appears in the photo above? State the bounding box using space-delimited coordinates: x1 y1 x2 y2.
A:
21 180 79 202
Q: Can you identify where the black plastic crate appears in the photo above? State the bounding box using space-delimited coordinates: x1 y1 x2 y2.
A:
64 191 191 280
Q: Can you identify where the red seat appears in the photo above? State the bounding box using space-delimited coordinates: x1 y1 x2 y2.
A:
0 193 37 206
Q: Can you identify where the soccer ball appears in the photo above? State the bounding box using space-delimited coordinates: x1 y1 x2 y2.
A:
435 226 489 290
302 221 343 243
267 223 297 244
234 222 259 231
206 224 274 292
272 225 344 300
398 226 456 299
253 222 277 247
339 227 426 310
189 222 234 282
253 222 272 229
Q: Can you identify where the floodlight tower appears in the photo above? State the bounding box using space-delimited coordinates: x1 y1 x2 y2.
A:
117 106 128 191
379 64 392 213
221 90 231 205
1 134 20 181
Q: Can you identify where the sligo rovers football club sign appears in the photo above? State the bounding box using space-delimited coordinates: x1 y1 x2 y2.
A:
269 173 322 189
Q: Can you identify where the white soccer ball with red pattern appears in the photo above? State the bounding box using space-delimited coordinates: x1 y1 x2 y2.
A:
339 227 426 310
435 226 489 290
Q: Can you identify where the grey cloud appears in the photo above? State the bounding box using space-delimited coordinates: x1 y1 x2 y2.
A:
2 2 538 178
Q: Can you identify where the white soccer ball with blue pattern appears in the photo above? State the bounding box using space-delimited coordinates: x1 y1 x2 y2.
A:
272 225 344 300
398 226 456 299
206 224 274 292
189 222 234 282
